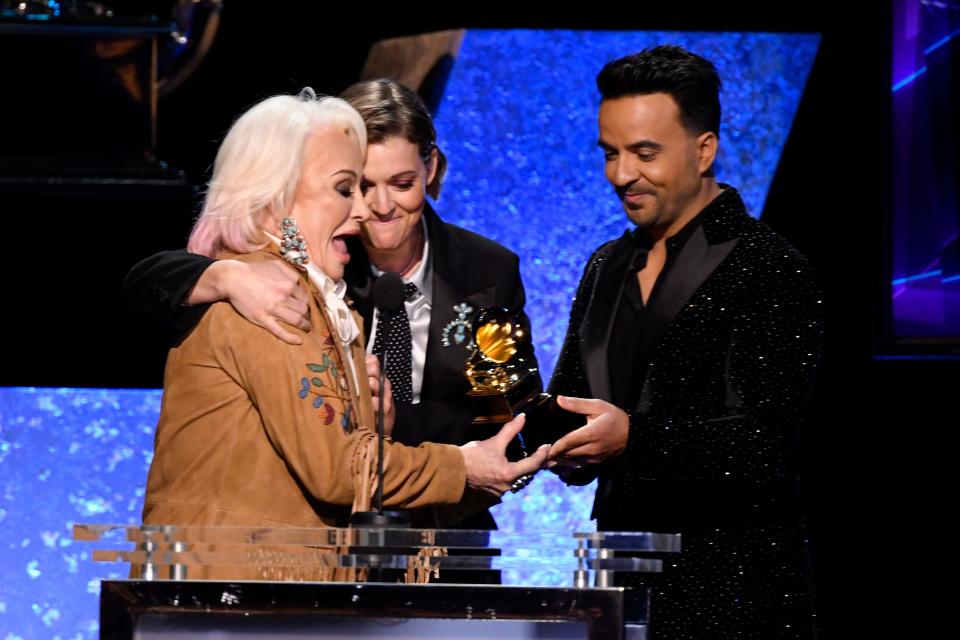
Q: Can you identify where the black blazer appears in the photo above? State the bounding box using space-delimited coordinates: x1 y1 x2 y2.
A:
550 187 824 529
344 203 540 449
548 187 823 636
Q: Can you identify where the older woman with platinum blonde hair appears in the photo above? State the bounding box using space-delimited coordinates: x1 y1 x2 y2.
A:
142 90 546 543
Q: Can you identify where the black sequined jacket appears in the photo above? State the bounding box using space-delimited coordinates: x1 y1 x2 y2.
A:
549 187 823 638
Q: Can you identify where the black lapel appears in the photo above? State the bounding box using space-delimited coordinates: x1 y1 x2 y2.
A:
579 232 635 404
648 186 752 336
420 205 497 401
579 187 749 404
643 225 738 351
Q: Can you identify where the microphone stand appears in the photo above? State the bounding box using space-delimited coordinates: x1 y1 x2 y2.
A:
349 306 411 581
351 305 411 528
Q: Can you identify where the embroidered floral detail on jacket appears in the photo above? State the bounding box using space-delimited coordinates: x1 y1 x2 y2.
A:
303 356 348 424
307 354 332 374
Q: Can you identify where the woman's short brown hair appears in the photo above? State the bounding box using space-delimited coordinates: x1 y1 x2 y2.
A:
340 79 448 199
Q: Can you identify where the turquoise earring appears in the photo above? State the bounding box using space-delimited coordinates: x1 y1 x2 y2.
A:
279 217 308 265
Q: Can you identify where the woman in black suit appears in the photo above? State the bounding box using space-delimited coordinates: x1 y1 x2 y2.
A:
122 79 540 531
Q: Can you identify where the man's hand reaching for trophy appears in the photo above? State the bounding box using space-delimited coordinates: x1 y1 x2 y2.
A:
546 396 629 467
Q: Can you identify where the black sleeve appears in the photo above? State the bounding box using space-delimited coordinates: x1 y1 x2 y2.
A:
119 249 215 333
546 251 602 486
547 251 597 401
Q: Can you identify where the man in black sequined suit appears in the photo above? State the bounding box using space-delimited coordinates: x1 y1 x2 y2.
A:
547 46 823 639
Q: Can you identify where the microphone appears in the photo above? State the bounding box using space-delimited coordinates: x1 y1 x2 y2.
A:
351 272 411 529
372 271 406 314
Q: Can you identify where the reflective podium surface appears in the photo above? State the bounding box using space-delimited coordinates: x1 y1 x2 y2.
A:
75 524 681 640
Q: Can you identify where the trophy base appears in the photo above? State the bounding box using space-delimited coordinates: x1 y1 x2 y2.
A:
469 389 540 425
468 369 542 425
521 393 587 450
468 392 586 462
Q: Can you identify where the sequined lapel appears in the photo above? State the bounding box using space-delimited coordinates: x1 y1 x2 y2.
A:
644 225 738 358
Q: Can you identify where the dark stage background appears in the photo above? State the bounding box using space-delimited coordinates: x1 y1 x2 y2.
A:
0 4 948 638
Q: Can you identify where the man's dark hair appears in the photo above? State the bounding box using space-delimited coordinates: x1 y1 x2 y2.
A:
596 45 722 138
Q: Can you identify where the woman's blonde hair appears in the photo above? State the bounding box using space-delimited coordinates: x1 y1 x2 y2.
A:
188 89 366 257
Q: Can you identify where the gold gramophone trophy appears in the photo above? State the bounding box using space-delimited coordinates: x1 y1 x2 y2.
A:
465 308 585 462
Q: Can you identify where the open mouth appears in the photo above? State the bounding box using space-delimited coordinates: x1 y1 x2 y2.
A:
331 229 358 259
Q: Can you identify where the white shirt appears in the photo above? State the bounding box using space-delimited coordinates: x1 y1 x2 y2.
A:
304 264 363 395
366 218 432 404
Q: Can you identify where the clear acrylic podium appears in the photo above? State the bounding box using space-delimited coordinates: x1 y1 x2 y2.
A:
75 524 681 640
